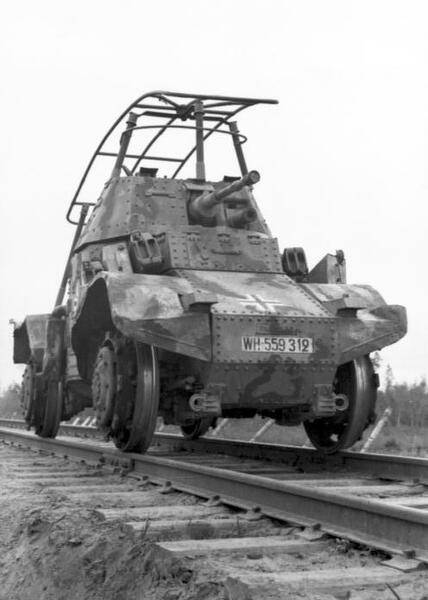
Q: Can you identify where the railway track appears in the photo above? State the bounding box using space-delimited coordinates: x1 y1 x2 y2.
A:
0 419 427 598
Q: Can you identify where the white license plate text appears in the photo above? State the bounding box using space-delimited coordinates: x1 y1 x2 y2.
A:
241 335 313 353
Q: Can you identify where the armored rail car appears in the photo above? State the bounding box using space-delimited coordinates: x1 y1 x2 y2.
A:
13 91 407 453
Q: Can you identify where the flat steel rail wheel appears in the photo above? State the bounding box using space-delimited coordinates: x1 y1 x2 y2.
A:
304 355 377 453
21 363 37 428
37 378 63 438
92 343 117 431
109 341 159 453
180 417 214 440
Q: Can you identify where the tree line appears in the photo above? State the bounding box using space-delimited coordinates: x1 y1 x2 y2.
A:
377 366 428 429
0 383 21 418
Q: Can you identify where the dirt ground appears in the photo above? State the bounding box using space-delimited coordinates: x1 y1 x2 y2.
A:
0 472 224 600
2 482 427 600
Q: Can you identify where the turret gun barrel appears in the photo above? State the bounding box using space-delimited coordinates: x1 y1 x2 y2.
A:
190 170 260 220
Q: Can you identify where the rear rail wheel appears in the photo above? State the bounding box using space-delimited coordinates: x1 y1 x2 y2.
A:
21 364 63 439
304 355 377 453
30 314 65 439
180 417 214 440
37 379 63 438
21 363 37 428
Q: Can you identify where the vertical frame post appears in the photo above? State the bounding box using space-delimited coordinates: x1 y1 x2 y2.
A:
194 100 206 181
54 203 89 308
111 112 138 178
229 121 248 176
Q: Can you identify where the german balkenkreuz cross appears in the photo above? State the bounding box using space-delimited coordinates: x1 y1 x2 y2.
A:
239 294 284 313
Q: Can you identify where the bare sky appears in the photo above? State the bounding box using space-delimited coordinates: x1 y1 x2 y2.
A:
0 0 427 388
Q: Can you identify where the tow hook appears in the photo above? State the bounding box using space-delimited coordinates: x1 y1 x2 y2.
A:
189 393 222 416
334 393 349 412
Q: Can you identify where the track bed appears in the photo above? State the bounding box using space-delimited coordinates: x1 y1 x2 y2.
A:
0 423 427 598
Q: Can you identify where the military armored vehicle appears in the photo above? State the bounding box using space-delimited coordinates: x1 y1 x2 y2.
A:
13 91 407 453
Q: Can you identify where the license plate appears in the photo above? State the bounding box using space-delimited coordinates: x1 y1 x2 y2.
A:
241 335 313 353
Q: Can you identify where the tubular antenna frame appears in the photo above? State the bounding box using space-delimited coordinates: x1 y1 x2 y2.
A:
66 91 278 224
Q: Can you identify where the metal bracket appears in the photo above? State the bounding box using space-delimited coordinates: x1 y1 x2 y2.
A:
129 231 163 271
211 232 242 255
189 392 222 416
381 554 427 572
180 290 218 311
183 182 214 193
324 294 364 317
312 384 335 417
282 247 309 281
298 524 326 541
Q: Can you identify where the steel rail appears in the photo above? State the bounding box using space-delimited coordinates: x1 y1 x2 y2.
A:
0 424 427 561
1 418 427 482
152 432 428 483
0 418 100 438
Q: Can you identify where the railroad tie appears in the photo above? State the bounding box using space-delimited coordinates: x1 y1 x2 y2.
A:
155 536 328 558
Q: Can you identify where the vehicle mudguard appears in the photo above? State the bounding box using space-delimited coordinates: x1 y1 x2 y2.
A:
72 272 212 363
13 314 49 367
304 283 407 363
